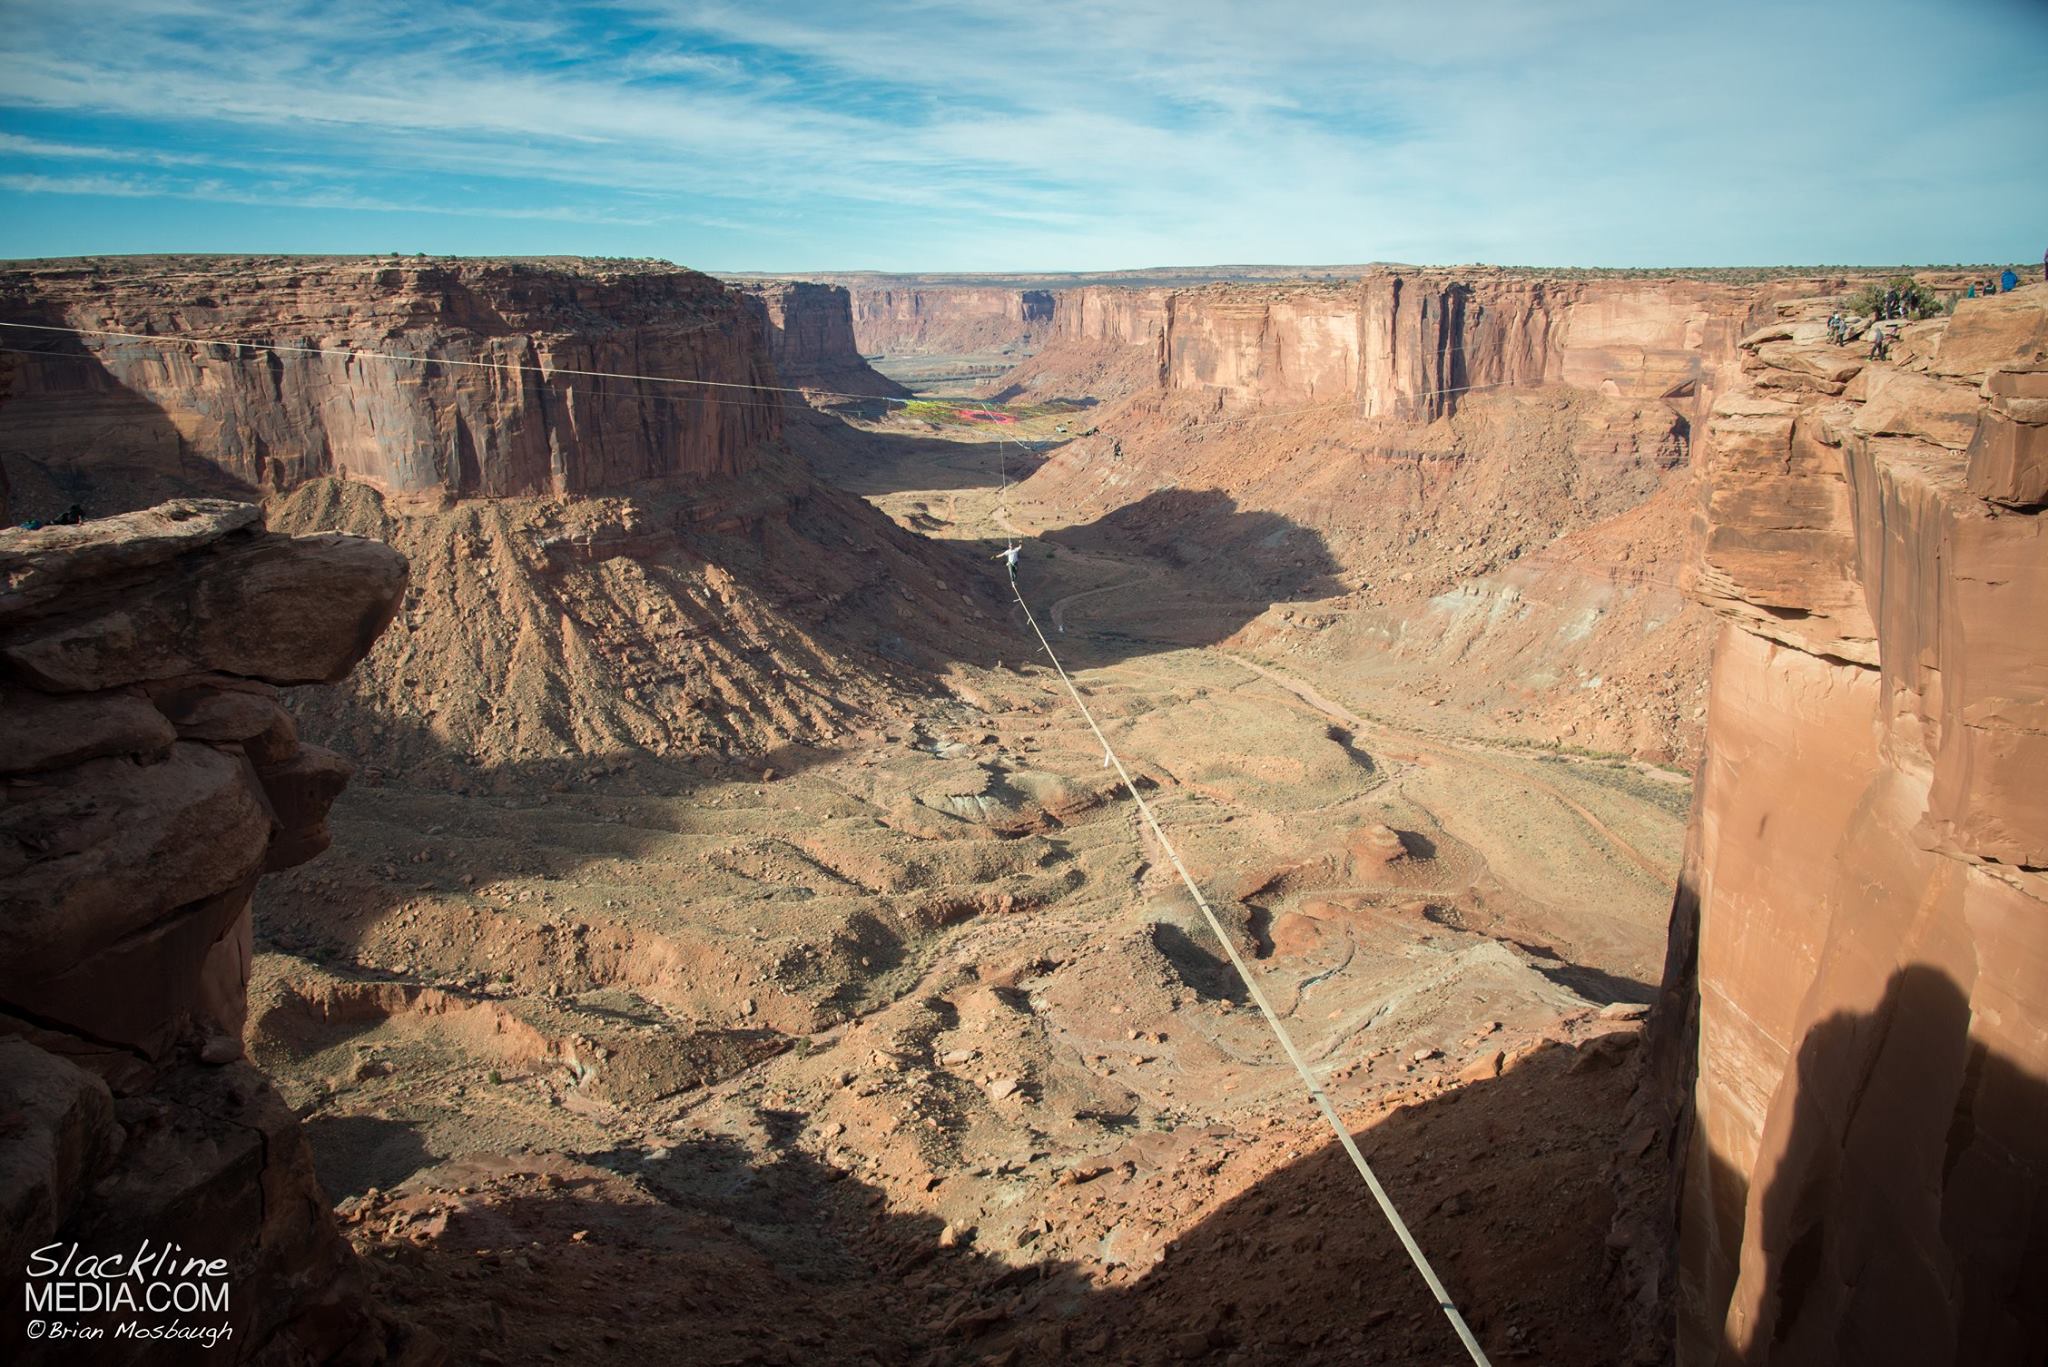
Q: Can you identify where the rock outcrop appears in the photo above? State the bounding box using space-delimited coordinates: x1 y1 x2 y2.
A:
0 257 779 516
1657 285 2048 1364
736 281 909 399
0 499 421 1363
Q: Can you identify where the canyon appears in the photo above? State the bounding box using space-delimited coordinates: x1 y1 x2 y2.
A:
0 256 2041 1366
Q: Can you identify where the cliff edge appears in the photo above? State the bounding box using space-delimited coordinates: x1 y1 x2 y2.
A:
0 257 779 513
1657 285 2047 1364
0 499 422 1363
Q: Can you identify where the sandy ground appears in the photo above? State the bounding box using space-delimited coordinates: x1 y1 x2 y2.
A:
254 404 1687 1364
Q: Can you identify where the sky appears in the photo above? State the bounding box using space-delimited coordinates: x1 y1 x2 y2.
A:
0 0 2044 272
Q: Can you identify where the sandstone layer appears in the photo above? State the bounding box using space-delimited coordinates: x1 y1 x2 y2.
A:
736 281 910 399
0 499 423 1363
0 257 781 512
842 285 1057 358
1658 285 2048 1365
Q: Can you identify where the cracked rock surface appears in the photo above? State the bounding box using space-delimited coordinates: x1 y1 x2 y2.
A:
0 498 431 1364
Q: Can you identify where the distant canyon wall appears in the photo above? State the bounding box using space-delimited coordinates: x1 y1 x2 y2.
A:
836 272 1801 426
737 281 909 398
1154 275 1784 423
0 258 785 512
1658 286 2048 1364
844 285 1057 357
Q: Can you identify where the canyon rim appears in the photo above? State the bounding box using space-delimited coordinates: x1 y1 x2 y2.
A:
2 3 2046 1365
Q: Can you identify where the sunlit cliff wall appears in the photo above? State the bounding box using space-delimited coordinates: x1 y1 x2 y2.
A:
845 285 1057 356
1658 285 2048 1365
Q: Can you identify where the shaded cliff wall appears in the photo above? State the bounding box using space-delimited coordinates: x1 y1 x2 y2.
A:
0 500 421 1363
1661 285 2048 1365
0 257 779 514
0 347 13 521
736 281 909 398
845 285 1057 356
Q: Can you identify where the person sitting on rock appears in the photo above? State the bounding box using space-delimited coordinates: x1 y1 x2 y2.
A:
2001 267 2020 293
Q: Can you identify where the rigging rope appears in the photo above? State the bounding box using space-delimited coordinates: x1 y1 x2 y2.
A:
1003 546 1493 1367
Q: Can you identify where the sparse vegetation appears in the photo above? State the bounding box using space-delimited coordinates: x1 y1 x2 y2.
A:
1844 275 1947 320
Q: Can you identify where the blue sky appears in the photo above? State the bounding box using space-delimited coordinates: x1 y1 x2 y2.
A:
1 0 2043 271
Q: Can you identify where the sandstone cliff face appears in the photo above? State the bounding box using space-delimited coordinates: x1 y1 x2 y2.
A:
1150 273 1771 424
844 285 1056 356
1050 285 1172 350
0 500 418 1361
736 281 909 399
1662 285 2048 1364
0 257 778 515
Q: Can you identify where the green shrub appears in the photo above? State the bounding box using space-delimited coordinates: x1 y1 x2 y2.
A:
1844 275 1945 320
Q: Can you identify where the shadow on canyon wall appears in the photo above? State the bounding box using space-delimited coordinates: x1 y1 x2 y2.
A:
332 1029 1650 1367
1686 965 2048 1367
0 334 259 520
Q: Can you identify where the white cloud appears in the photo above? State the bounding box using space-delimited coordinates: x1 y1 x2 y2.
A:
0 0 2041 267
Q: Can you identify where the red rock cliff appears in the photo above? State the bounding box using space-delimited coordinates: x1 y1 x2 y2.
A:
844 285 1057 356
1658 285 2048 1364
1142 273 1771 424
736 281 909 398
0 257 779 512
0 499 422 1363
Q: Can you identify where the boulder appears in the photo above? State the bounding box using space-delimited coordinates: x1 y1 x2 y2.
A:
0 687 175 773
150 676 299 764
0 499 262 624
1851 368 1983 450
255 744 356 870
0 497 425 1363
0 1039 120 1270
1 530 406 692
1966 370 2048 506
0 744 271 985
1928 284 2048 384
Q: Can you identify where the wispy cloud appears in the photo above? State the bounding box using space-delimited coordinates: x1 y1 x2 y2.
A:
1 0 2042 268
